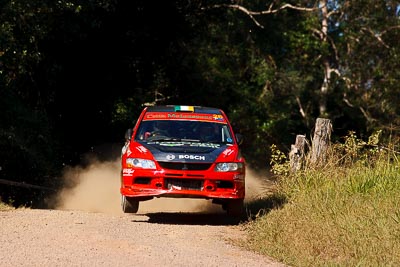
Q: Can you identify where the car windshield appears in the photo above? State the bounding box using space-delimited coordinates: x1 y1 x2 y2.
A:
134 120 234 144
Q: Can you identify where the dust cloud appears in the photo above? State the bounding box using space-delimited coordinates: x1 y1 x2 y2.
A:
54 159 122 214
53 156 272 214
244 167 274 202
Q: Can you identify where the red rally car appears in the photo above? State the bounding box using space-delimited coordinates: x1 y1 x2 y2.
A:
120 105 245 216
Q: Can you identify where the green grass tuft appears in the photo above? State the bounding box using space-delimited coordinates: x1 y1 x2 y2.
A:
245 134 400 266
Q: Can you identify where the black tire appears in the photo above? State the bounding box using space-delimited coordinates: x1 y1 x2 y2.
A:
121 196 139 213
226 199 244 217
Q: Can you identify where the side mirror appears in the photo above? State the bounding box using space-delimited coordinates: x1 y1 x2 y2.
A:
125 128 133 141
236 133 244 145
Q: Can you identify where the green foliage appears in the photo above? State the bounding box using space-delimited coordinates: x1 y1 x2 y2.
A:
336 0 400 130
269 144 290 176
334 130 383 165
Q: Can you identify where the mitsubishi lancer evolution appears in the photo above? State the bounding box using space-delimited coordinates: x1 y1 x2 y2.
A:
120 105 245 216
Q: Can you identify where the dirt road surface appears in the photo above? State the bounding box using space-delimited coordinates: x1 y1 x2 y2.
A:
0 208 284 267
1 158 285 266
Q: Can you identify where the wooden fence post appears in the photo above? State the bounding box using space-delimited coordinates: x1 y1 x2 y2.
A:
310 118 332 166
289 135 306 173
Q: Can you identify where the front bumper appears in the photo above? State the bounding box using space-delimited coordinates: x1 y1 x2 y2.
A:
120 168 245 200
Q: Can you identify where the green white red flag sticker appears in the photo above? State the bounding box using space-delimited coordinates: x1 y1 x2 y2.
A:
174 105 194 112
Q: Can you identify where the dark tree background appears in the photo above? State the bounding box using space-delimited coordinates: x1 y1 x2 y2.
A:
1 0 399 206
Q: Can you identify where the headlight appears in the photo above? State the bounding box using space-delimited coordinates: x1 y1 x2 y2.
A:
126 158 156 169
215 162 243 172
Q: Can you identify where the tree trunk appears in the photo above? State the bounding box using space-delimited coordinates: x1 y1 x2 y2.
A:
319 0 330 117
289 135 307 173
310 118 332 166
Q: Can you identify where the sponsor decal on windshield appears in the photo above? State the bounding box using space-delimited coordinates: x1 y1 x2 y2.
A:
143 112 227 123
212 114 224 121
155 142 220 148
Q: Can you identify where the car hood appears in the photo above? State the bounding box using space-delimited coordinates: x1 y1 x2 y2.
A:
139 141 231 163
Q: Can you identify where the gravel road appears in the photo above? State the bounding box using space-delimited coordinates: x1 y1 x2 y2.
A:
0 208 284 267
1 159 285 267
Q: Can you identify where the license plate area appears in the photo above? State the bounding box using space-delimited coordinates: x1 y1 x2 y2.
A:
165 179 204 191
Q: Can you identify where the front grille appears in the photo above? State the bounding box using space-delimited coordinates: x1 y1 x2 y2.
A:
158 162 212 171
165 178 204 191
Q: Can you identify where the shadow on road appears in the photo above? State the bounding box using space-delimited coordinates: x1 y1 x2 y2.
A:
244 193 288 220
130 194 288 226
132 212 244 226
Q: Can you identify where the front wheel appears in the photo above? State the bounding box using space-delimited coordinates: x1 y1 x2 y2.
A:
226 199 244 217
121 196 139 213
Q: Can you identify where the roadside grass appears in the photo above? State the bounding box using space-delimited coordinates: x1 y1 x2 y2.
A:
244 135 400 267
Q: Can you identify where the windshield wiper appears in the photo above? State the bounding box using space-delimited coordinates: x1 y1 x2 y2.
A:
145 137 203 143
180 138 201 142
